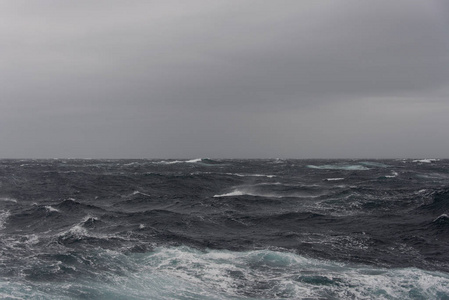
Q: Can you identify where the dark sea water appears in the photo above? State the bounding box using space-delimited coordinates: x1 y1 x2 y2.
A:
1 158 449 299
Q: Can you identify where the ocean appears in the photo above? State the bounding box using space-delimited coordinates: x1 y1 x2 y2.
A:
0 158 448 299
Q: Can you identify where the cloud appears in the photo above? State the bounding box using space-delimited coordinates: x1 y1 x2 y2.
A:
1 0 448 158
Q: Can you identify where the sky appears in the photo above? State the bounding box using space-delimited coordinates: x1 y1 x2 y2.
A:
1 0 449 159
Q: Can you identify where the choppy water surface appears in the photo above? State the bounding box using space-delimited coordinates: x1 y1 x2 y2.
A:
0 159 448 299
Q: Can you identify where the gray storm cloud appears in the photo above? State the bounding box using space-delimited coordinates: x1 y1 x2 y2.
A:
1 0 448 158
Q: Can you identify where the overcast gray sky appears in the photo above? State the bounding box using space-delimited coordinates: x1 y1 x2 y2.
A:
1 0 448 158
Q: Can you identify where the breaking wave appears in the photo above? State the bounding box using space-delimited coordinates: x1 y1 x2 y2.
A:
0 246 448 299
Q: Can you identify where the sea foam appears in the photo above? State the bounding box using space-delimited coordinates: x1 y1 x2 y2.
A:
1 246 448 299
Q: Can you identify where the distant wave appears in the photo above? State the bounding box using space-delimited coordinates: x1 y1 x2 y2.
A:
307 164 369 171
131 190 151 197
185 158 202 163
359 161 391 168
413 159 440 163
154 158 221 165
213 185 325 199
225 173 276 178
154 160 185 165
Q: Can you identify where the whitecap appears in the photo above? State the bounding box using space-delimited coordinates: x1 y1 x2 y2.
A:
307 164 369 171
45 206 60 213
66 224 88 236
433 214 449 222
58 215 98 237
214 188 283 198
132 190 151 197
154 160 184 165
412 159 439 163
324 178 345 181
81 215 98 223
155 158 204 164
225 173 276 178
213 187 323 199
186 158 203 163
385 171 399 178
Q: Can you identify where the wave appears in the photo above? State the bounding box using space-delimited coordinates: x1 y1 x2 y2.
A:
213 185 325 199
55 216 128 247
412 159 439 163
131 190 151 197
1 246 448 299
433 213 449 223
185 158 203 163
378 171 399 179
54 198 105 213
307 164 369 171
417 188 449 214
153 160 185 165
154 158 222 165
225 173 276 178
214 190 246 197
324 178 345 181
213 188 289 198
359 161 391 168
386 171 399 178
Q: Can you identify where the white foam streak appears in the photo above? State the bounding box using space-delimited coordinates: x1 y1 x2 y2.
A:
213 190 246 197
0 197 18 203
